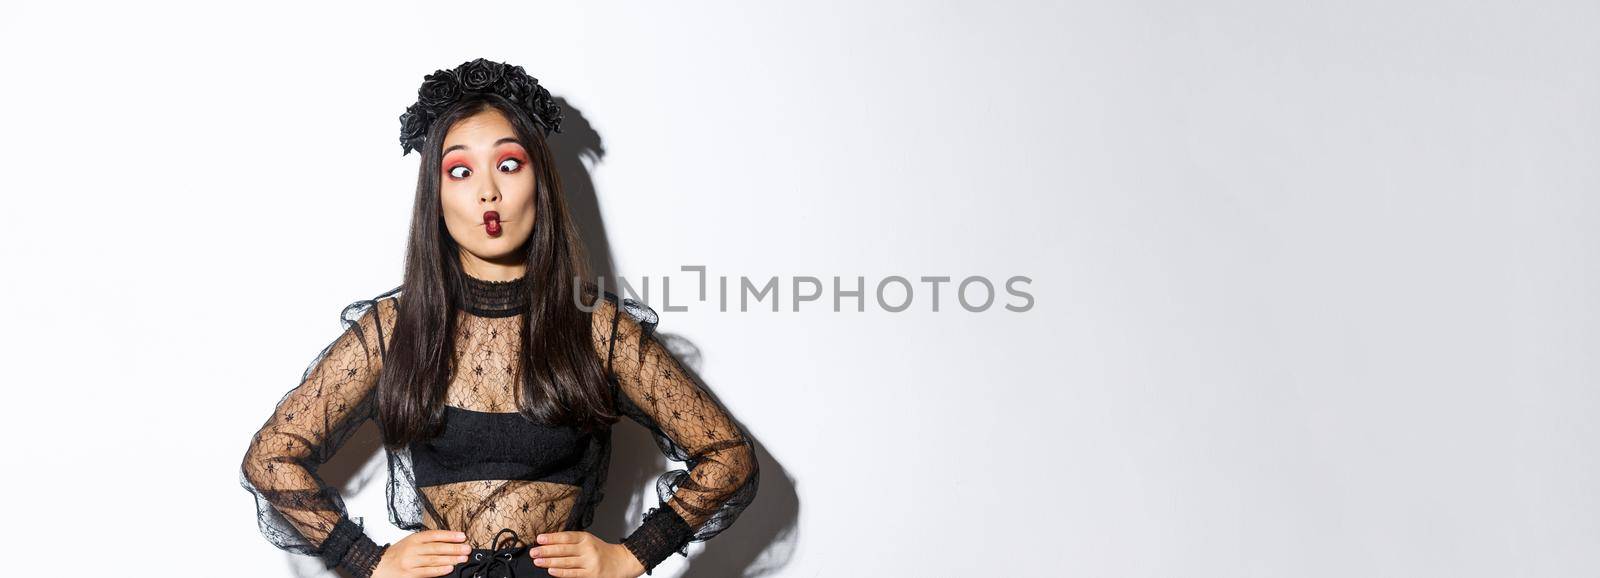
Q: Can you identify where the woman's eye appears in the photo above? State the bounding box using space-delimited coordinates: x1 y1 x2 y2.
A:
498 158 523 173
448 165 471 179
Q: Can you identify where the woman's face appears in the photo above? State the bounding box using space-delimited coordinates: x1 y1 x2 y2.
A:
438 108 537 267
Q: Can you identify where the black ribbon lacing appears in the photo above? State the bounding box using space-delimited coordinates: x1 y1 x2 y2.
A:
457 528 529 578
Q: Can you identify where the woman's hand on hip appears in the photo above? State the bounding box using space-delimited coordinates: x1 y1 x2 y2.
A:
530 531 646 578
373 529 473 578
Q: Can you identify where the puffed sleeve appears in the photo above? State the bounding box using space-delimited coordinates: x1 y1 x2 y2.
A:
239 296 396 578
594 294 761 574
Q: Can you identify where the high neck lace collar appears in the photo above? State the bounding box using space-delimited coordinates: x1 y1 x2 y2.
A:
454 272 529 318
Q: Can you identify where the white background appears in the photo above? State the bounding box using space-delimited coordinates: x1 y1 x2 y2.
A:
1 1 1596 576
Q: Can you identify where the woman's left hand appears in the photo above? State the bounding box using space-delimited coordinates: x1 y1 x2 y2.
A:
530 531 646 578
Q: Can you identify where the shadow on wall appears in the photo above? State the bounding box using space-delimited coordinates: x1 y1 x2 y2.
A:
286 97 799 577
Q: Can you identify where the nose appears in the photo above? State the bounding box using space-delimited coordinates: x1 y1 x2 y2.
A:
479 180 500 204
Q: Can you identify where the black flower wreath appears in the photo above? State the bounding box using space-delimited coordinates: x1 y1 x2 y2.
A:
398 58 564 155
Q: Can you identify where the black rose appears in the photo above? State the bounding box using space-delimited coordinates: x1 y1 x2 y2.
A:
502 71 534 100
399 104 430 154
532 91 564 133
416 70 460 107
456 58 503 91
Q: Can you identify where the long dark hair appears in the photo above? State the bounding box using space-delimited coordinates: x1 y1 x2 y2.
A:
377 92 617 448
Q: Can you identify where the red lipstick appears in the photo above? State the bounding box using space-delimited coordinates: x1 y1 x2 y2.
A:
483 210 501 236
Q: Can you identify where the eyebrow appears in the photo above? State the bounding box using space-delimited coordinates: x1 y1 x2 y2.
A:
442 137 522 155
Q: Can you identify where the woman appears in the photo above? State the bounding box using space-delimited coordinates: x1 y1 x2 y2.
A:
239 58 759 578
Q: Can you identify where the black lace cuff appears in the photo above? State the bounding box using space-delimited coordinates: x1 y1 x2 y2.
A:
621 504 695 575
320 514 388 578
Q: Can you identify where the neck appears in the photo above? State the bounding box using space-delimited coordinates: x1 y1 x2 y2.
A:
459 252 528 282
454 259 530 318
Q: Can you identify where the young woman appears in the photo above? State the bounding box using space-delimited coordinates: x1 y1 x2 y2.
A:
240 58 759 578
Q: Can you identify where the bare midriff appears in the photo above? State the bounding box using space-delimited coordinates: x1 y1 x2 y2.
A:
419 479 582 549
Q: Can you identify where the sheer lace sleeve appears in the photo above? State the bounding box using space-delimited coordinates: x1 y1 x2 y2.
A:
240 295 397 578
594 294 761 574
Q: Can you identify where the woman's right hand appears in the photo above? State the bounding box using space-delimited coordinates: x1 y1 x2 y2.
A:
372 529 473 578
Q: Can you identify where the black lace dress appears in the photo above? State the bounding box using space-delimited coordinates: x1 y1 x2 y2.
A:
239 274 759 577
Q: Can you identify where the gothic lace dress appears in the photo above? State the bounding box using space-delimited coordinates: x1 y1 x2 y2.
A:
240 275 759 577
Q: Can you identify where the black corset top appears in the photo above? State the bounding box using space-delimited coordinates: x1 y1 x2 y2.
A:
409 405 592 488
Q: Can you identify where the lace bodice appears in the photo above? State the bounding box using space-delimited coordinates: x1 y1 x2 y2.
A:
239 274 759 577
